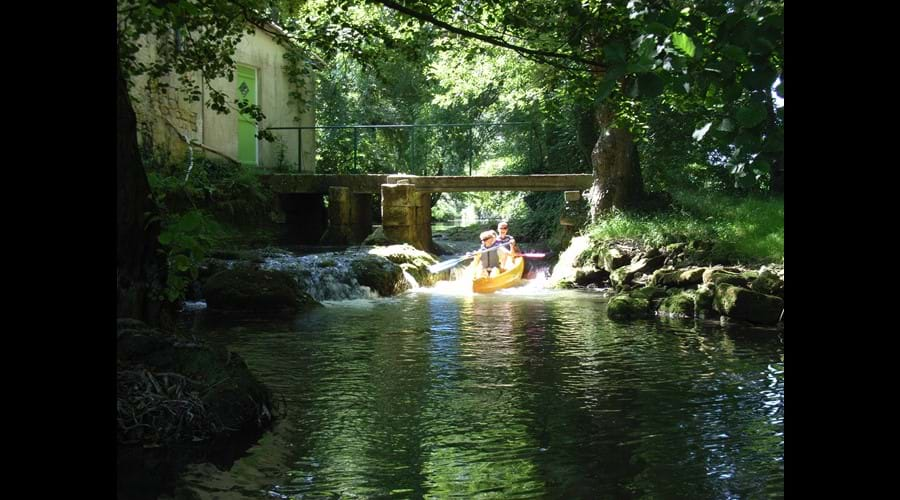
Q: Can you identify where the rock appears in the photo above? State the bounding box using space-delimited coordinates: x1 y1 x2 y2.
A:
659 291 696 318
751 270 785 298
600 245 633 271
574 267 610 286
630 286 668 301
350 255 408 296
609 255 666 289
204 267 320 312
607 293 653 320
714 283 784 324
703 268 751 288
694 284 716 317
651 266 707 288
368 244 440 287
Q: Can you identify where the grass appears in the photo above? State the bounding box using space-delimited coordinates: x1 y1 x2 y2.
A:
585 190 784 264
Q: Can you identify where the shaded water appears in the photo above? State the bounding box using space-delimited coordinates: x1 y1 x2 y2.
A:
176 285 783 499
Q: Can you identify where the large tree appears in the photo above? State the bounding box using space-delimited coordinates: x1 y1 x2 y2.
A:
291 0 783 212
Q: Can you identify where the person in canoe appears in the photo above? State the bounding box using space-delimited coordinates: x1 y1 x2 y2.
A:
469 230 513 278
496 220 537 277
495 221 520 255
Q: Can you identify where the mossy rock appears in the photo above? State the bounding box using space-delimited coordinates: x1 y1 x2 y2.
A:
368 244 440 287
630 286 668 301
599 245 633 271
574 267 610 287
703 268 751 288
610 255 666 290
651 267 707 288
751 270 784 298
714 283 784 325
350 255 408 296
553 278 578 289
695 284 716 317
607 293 653 320
204 267 321 312
659 291 696 318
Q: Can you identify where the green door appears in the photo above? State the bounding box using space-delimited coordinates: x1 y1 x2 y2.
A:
236 65 258 166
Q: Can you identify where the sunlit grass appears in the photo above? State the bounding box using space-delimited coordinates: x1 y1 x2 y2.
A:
586 190 784 264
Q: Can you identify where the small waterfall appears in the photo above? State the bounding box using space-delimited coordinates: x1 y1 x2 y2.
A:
401 269 420 290
261 250 380 302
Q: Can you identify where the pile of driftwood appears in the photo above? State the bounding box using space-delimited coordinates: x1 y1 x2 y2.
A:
117 368 231 446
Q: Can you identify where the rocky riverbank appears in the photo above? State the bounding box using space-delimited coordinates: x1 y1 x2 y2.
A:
549 236 784 326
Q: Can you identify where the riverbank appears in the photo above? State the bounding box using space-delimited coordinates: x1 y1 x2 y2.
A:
547 191 784 326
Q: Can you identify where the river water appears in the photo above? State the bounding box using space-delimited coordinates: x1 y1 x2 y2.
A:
174 276 784 499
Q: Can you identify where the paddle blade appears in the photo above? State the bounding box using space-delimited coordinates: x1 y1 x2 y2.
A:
428 255 471 273
520 253 547 259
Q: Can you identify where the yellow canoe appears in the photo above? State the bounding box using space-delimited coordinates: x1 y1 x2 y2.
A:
472 257 524 293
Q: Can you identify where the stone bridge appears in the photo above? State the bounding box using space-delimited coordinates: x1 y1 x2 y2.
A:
259 173 593 251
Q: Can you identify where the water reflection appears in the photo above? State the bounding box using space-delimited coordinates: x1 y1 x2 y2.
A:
175 291 783 499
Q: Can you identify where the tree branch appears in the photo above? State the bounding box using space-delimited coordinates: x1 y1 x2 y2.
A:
370 0 604 73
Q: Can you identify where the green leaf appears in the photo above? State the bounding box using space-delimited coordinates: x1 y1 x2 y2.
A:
671 32 696 58
647 22 670 36
603 41 627 64
597 65 626 100
736 102 768 128
173 254 192 272
721 44 748 63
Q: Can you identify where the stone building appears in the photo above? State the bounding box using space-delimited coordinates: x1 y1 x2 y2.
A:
128 22 316 171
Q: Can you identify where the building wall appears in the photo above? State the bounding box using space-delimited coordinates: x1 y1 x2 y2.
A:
129 26 316 172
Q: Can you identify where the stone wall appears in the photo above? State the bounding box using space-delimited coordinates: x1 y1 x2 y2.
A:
128 26 316 171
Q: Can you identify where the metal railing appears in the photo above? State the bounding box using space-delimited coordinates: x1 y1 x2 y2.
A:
268 122 538 174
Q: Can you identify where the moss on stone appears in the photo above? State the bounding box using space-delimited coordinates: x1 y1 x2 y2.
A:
714 283 784 324
659 291 696 318
351 255 408 296
695 284 716 316
607 294 652 320
368 244 440 287
751 270 784 298
631 286 668 301
204 267 321 312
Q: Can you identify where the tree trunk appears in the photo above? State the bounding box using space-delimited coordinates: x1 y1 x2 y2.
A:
117 60 175 330
588 103 645 220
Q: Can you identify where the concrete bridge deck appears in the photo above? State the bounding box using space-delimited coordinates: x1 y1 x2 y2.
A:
259 173 592 252
260 173 593 194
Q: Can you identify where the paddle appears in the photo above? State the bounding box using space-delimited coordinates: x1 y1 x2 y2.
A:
427 242 512 274
517 253 547 259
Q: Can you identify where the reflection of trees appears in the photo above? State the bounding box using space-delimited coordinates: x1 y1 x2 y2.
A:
621 322 784 498
262 302 435 497
420 296 544 496
196 293 783 498
512 296 651 497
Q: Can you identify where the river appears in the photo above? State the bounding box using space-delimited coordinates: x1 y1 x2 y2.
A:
173 276 784 499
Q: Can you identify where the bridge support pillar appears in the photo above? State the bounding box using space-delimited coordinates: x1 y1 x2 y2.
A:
319 186 373 245
381 182 434 252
